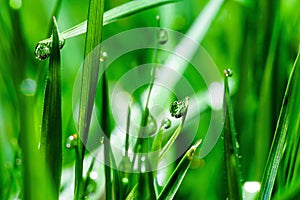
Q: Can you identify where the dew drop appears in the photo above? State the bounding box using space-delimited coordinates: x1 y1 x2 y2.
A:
223 68 233 77
158 29 168 45
34 41 51 60
161 118 171 129
146 114 157 135
34 38 65 60
169 97 189 118
65 133 78 149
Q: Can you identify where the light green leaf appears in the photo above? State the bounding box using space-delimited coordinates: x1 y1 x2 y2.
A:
258 47 300 200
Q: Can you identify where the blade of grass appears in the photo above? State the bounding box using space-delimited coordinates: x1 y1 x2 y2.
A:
47 0 63 36
75 0 105 198
40 17 62 200
223 69 243 200
37 0 180 43
254 2 281 179
157 139 202 200
258 47 300 200
159 101 188 160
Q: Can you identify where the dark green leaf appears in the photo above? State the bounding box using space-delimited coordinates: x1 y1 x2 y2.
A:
223 69 243 200
40 17 62 200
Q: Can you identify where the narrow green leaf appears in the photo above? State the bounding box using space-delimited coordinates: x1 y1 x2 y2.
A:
125 184 138 200
157 139 202 200
37 0 179 43
40 17 62 200
258 48 300 200
254 2 281 178
160 98 188 160
75 0 105 198
223 69 243 200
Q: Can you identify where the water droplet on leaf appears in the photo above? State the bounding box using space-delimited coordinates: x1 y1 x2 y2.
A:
146 114 157 135
224 68 233 77
158 29 168 45
34 41 51 60
66 134 78 149
161 118 171 129
34 38 65 60
169 97 189 118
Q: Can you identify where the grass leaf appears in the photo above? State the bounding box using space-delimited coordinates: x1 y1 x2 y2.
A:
40 17 62 199
223 69 243 200
37 0 180 43
75 0 105 198
157 139 202 200
258 48 300 200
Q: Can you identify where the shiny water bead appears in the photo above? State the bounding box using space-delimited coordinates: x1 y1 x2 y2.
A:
65 133 78 149
158 28 168 45
224 68 233 77
34 41 51 60
161 118 171 129
34 38 65 60
146 114 157 135
169 97 189 118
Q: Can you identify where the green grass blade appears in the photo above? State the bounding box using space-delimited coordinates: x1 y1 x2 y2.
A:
159 99 188 160
223 69 243 200
254 3 281 179
75 0 105 198
47 0 63 36
157 139 202 200
37 0 179 43
40 17 62 199
258 48 300 200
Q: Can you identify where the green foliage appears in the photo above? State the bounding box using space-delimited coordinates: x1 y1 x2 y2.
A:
40 17 62 199
1 0 300 200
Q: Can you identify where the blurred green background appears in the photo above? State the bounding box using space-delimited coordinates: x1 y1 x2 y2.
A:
1 0 300 199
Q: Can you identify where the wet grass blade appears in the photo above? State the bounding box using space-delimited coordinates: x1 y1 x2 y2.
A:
75 0 104 198
37 0 179 43
40 17 62 199
258 47 300 200
160 100 188 160
223 69 243 200
157 139 202 200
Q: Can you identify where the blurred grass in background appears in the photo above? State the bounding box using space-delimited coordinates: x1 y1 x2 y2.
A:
1 0 300 199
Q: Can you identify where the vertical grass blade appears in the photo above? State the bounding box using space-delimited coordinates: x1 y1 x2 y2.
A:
75 0 105 198
157 139 202 200
40 17 62 200
223 69 243 200
254 2 281 179
258 47 300 200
